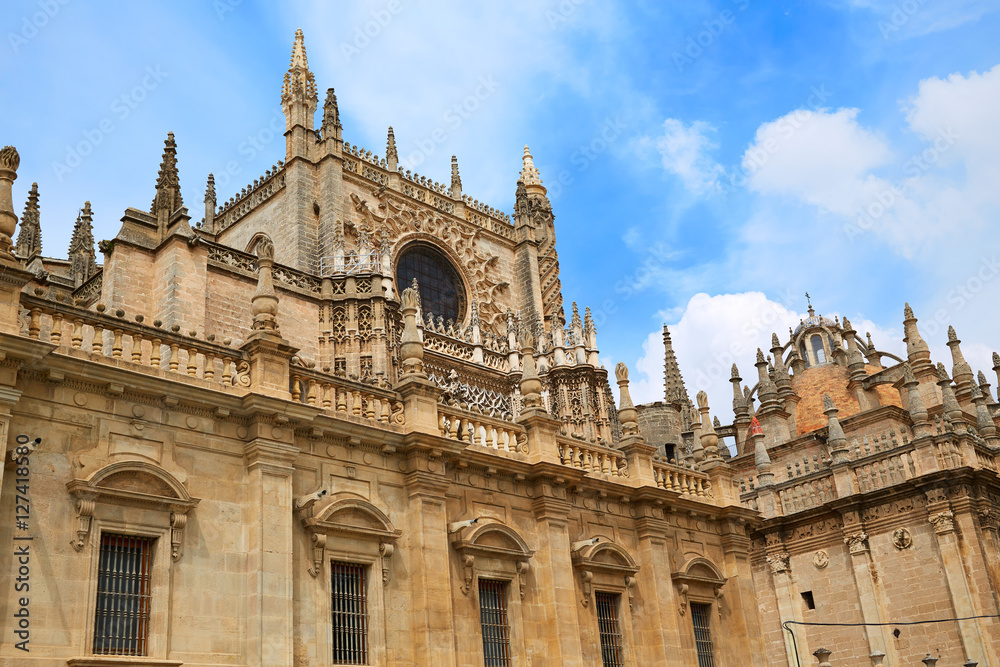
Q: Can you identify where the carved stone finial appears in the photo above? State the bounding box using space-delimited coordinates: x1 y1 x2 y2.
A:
399 285 425 376
250 235 279 333
519 144 544 193
731 363 740 380
756 348 766 365
518 325 543 409
0 145 18 257
385 126 398 171
450 155 462 199
616 363 640 437
69 201 97 287
771 332 780 349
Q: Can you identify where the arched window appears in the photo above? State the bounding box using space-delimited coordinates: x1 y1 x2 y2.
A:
811 334 826 364
395 244 465 324
799 341 810 368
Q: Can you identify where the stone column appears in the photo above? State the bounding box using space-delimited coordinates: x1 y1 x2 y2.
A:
527 492 584 665
404 468 457 666
631 516 681 663
720 519 768 667
765 549 809 666
243 434 299 667
929 507 999 664
842 528 897 664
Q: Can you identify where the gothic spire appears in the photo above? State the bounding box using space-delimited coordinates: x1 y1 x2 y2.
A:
151 132 183 217
282 29 318 139
663 325 690 404
69 201 97 287
450 155 462 199
519 144 547 197
946 325 974 392
385 127 398 172
203 173 216 232
15 182 41 259
321 87 341 139
902 302 931 368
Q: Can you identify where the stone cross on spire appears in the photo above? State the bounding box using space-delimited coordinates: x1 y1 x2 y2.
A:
16 182 41 259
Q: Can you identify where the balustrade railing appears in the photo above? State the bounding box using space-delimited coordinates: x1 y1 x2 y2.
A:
853 447 916 493
438 405 525 453
21 296 247 390
652 459 712 497
777 473 835 513
290 366 404 427
558 439 628 478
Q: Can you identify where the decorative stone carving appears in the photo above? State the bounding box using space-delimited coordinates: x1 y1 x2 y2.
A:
892 527 913 550
929 510 955 534
812 550 829 569
766 552 790 574
845 532 869 555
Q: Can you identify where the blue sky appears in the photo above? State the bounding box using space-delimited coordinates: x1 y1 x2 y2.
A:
3 0 1000 411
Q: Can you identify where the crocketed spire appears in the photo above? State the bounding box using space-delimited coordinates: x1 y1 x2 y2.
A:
69 201 97 287
282 29 318 107
15 181 41 259
450 155 462 198
385 127 398 171
663 325 690 404
519 145 545 194
151 132 183 216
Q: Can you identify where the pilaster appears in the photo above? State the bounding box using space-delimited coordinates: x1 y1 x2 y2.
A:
243 436 299 667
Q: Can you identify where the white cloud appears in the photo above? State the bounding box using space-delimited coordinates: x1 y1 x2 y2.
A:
642 118 724 195
742 108 893 217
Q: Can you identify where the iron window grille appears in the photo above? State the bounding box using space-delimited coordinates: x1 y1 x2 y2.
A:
331 561 369 665
478 578 512 667
691 602 717 667
595 591 625 667
93 533 154 656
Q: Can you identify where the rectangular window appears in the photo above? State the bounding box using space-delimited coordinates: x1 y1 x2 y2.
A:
93 533 154 656
595 592 625 667
691 602 717 667
331 561 368 665
478 578 512 667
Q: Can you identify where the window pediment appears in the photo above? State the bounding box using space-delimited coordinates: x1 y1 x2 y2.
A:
297 494 401 580
571 539 639 608
451 521 533 598
671 556 727 617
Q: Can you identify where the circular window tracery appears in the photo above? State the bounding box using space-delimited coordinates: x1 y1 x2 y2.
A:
395 244 465 324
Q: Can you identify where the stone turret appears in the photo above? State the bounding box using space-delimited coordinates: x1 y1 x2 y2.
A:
902 303 932 376
68 201 97 288
15 182 41 259
321 88 342 143
936 363 963 424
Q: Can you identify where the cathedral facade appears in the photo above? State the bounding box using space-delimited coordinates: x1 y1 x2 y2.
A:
0 31 764 667
2 30 999 667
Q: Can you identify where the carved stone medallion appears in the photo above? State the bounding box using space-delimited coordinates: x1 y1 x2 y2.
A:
892 527 912 550
812 550 829 569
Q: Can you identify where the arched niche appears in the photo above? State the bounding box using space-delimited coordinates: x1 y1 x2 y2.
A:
66 460 199 559
671 556 728 617
451 520 534 598
571 539 639 608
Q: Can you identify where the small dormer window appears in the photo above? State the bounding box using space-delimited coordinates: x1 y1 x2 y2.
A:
811 334 826 364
